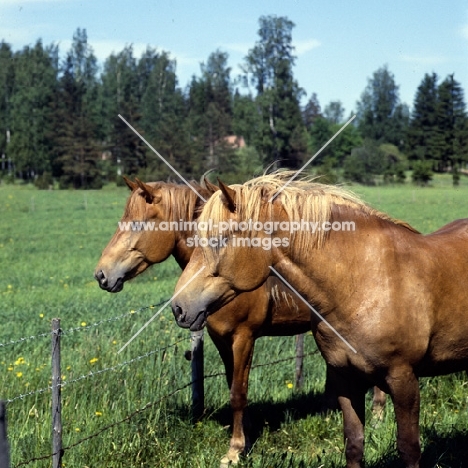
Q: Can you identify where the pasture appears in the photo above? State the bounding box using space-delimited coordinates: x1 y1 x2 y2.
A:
1 176 468 467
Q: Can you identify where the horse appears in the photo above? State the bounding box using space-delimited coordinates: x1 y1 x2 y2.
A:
95 176 357 466
171 172 468 468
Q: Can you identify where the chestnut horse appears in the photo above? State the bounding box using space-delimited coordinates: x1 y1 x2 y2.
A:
172 173 468 468
95 177 339 466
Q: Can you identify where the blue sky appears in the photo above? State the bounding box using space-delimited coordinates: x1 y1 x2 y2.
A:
1 0 467 115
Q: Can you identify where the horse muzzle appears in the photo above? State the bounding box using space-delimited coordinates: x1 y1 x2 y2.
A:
171 303 208 331
94 268 125 293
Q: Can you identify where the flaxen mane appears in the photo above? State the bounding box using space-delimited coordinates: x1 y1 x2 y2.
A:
198 171 418 251
124 181 204 222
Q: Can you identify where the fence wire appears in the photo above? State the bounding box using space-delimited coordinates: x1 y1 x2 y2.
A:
3 301 319 467
6 336 189 404
0 299 170 349
12 346 320 467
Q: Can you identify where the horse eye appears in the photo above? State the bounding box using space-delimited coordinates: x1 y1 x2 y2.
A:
212 271 219 278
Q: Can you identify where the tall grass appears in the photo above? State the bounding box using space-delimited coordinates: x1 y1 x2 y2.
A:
0 177 468 467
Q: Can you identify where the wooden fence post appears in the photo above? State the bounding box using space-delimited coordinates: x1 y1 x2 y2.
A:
51 318 62 468
0 401 10 468
190 330 204 421
295 334 305 390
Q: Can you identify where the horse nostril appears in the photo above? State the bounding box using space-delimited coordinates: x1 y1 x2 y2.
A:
172 305 185 323
95 270 107 287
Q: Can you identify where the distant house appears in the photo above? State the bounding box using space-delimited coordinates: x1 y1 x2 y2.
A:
223 135 246 149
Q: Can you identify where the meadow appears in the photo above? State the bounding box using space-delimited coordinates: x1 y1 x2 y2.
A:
1 175 468 467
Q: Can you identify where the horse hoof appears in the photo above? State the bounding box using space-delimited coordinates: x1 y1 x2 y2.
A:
220 451 240 467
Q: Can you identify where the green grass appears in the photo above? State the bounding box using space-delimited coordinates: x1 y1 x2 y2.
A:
1 177 468 467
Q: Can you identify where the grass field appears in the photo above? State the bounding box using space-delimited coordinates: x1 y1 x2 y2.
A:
1 175 468 467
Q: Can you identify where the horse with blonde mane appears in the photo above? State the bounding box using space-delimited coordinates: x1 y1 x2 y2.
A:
172 173 468 468
96 176 385 466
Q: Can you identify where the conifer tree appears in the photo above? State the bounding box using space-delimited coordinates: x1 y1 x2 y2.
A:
242 15 305 168
52 29 102 188
356 65 408 148
8 40 58 180
433 74 467 175
406 73 439 163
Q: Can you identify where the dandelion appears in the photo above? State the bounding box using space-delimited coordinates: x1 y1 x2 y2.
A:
89 358 98 364
7 367 13 371
14 357 25 365
16 372 23 378
95 411 103 417
112 340 117 345
7 285 12 289
39 313 44 318
66 366 71 371
285 381 293 389
80 321 87 327
130 309 135 314
75 428 80 432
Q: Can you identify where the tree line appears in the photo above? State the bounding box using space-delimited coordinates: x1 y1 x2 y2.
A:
0 15 467 189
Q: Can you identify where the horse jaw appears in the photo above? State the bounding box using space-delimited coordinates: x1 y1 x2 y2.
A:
172 273 237 331
94 250 150 293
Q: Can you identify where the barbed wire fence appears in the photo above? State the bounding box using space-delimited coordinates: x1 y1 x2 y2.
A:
0 300 314 468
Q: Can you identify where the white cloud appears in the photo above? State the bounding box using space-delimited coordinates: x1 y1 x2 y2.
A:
294 39 321 56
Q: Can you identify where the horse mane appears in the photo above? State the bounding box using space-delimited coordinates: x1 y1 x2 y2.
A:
198 171 419 251
124 181 207 222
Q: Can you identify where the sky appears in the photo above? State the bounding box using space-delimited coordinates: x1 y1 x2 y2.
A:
1 0 467 116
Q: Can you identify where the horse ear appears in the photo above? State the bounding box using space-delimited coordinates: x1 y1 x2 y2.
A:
123 175 138 191
217 178 236 212
203 177 219 195
134 178 162 204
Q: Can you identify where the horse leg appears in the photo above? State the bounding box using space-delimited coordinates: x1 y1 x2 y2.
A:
221 331 255 466
331 369 366 468
371 386 386 419
386 368 421 468
322 364 339 410
210 330 255 467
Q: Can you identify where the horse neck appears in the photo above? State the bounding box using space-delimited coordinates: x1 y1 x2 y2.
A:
172 239 194 269
274 204 415 313
170 187 209 269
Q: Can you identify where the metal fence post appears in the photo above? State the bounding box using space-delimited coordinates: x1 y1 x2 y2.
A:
51 318 62 468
